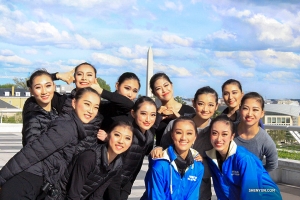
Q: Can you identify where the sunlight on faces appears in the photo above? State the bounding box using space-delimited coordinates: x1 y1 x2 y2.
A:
29 74 55 110
193 93 218 120
72 92 100 123
131 102 156 133
222 84 243 110
153 78 173 102
171 121 197 158
108 125 133 156
116 79 140 101
210 121 234 158
74 64 96 89
240 98 265 127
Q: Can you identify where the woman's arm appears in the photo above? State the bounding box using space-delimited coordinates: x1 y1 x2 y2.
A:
144 163 166 200
100 90 134 113
263 134 278 172
0 119 76 185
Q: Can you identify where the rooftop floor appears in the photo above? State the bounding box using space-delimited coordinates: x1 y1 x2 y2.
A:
0 127 299 199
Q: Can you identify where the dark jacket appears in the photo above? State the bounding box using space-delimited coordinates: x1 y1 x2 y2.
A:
105 123 154 199
60 144 123 200
22 97 58 146
99 90 134 132
22 97 59 177
61 89 103 152
0 111 87 191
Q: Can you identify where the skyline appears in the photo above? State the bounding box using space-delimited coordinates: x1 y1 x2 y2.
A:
0 0 299 99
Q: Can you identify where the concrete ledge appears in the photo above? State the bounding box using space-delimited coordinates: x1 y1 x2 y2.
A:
0 123 22 132
270 158 300 187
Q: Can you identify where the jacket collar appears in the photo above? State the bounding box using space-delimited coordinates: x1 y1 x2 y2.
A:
100 144 122 171
205 140 237 166
71 110 87 140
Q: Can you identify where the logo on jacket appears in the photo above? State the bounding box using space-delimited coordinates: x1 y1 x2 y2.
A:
187 175 197 181
231 170 240 176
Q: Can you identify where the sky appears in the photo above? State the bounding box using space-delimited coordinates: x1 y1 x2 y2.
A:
0 0 299 99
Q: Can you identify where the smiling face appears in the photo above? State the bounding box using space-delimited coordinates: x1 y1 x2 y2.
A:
240 98 264 127
29 74 55 111
210 121 234 158
193 93 218 120
153 78 173 102
74 64 96 89
72 91 100 123
171 120 197 159
131 102 156 133
116 79 140 101
108 125 133 156
222 83 243 110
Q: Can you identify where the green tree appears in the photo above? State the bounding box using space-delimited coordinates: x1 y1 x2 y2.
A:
213 110 221 118
13 78 28 89
174 96 186 105
97 77 111 91
0 83 15 88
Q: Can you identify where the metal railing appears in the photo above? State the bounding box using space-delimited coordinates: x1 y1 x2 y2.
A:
265 124 300 144
0 109 22 123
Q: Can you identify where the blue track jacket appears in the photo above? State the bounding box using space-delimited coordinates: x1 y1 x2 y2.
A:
142 145 204 200
206 141 282 200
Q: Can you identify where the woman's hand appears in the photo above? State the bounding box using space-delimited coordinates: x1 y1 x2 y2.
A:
150 147 163 158
97 129 107 141
194 154 203 162
56 68 75 84
90 79 103 95
166 106 180 119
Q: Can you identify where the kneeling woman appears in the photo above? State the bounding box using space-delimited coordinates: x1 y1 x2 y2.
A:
62 121 133 199
206 115 282 200
142 117 204 200
0 87 100 199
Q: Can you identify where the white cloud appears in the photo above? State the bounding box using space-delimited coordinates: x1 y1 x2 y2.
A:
0 55 32 65
160 33 193 47
214 51 234 58
75 34 102 49
154 63 192 77
256 49 300 69
241 72 254 77
240 58 256 68
7 67 32 73
161 1 183 12
117 45 148 58
131 58 147 67
24 49 38 55
208 29 236 40
219 7 251 18
248 14 293 43
92 53 128 67
209 68 228 76
0 49 14 56
265 71 295 80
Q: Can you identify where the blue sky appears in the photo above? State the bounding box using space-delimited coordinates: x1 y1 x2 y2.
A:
0 0 299 99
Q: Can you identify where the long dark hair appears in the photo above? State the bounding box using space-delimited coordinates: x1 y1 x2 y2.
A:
117 72 141 89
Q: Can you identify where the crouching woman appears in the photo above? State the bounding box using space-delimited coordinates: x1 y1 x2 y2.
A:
61 121 133 199
0 87 100 199
206 115 282 200
142 117 204 200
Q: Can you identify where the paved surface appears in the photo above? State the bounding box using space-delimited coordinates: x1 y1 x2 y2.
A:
0 130 299 199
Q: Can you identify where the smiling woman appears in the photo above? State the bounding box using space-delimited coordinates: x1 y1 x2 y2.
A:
0 87 101 199
206 115 282 200
59 121 133 199
142 117 204 200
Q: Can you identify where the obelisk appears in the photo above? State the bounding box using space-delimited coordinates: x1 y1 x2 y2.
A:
146 47 153 97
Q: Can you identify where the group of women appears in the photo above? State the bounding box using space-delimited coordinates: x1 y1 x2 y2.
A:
0 62 282 200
